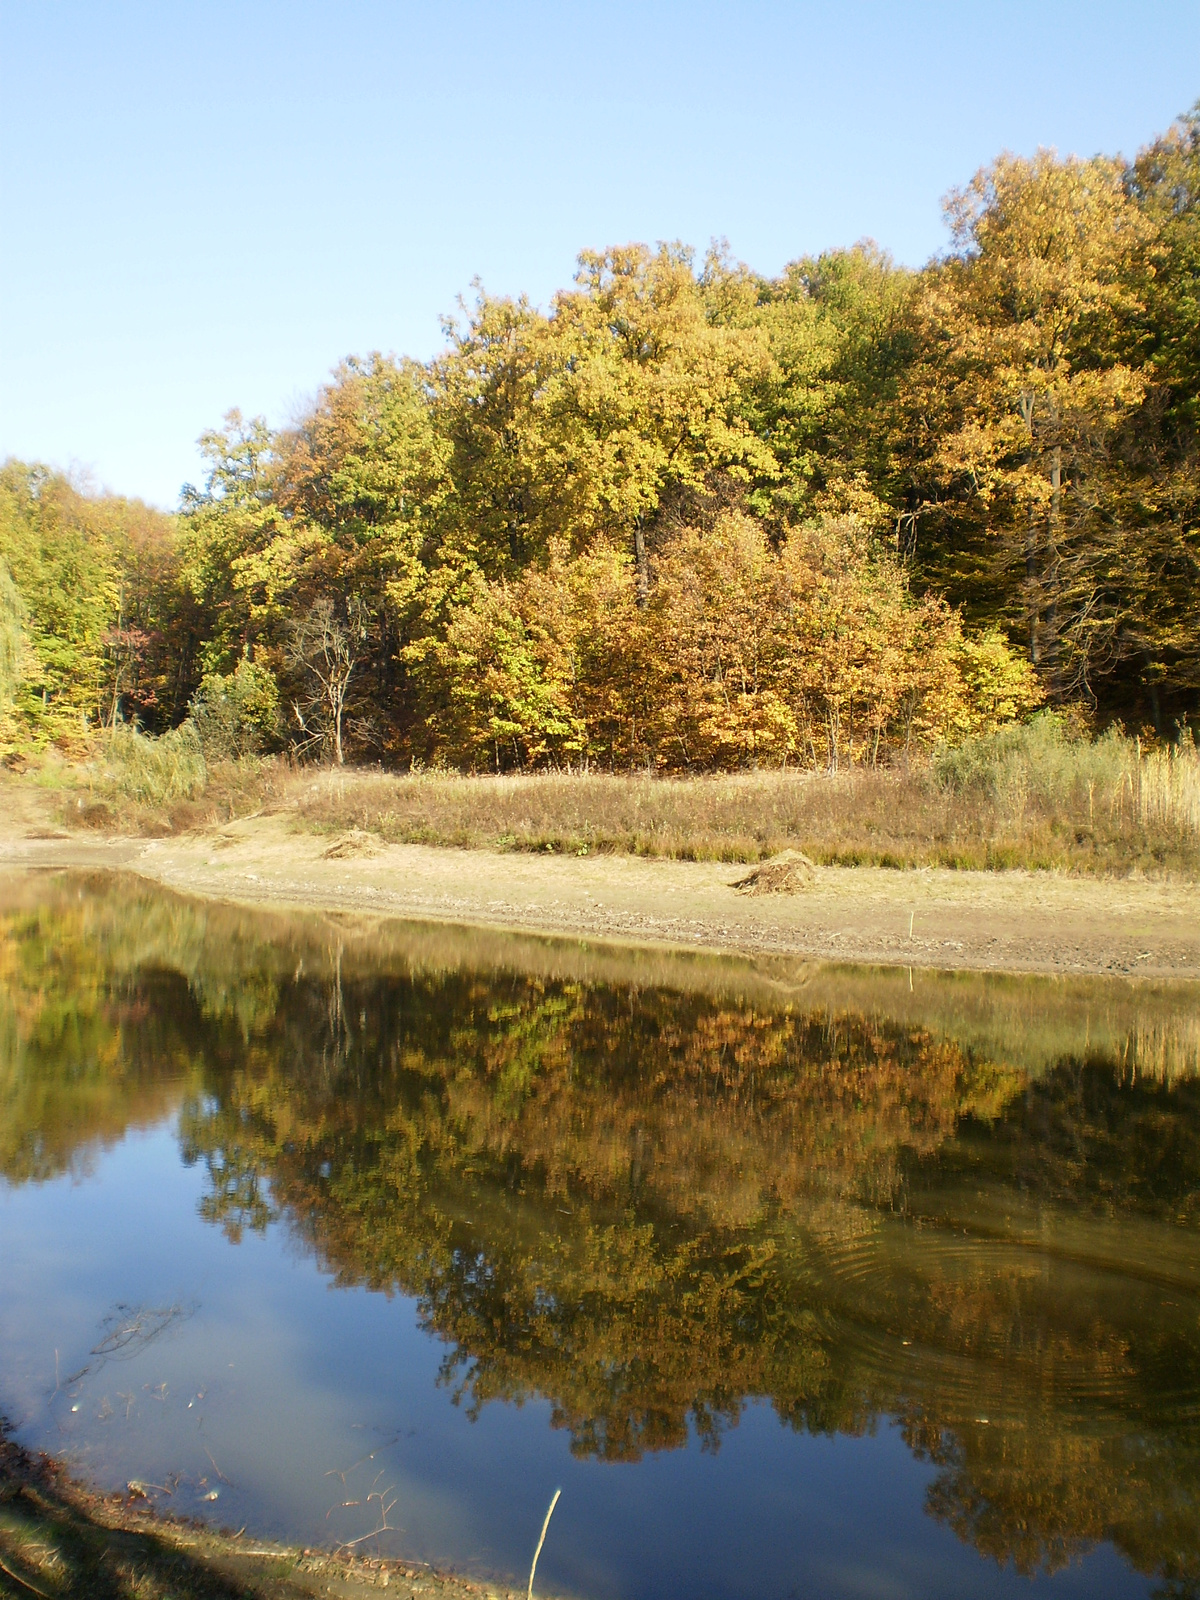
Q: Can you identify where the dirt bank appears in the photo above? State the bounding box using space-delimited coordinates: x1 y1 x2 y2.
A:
0 1427 530 1600
1 799 1198 978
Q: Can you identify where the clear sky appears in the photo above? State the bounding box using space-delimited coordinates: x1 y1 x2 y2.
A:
2 0 1198 509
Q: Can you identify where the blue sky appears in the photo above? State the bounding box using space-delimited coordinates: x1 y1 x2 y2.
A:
2 0 1198 509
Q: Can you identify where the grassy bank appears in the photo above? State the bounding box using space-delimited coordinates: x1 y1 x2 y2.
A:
19 714 1200 878
0 1428 519 1600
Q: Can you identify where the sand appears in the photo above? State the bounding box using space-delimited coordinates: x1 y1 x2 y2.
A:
2 801 1198 978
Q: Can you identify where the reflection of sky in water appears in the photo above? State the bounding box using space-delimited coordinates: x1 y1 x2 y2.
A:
0 1123 1158 1600
2 873 1198 1600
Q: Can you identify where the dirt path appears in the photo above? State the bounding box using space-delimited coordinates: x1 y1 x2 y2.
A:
2 806 1198 977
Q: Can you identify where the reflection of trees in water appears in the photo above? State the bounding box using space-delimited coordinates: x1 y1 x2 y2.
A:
172 969 1200 1587
930 1059 1200 1222
3 877 1200 1589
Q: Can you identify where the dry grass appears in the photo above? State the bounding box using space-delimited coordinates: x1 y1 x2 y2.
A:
31 714 1200 878
284 720 1200 877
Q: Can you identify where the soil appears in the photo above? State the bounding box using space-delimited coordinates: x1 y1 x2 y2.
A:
0 786 1197 978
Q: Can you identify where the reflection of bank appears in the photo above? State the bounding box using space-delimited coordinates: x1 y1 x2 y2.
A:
3 868 1200 1585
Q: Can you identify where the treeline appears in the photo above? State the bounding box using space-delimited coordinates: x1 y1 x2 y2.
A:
3 104 1200 770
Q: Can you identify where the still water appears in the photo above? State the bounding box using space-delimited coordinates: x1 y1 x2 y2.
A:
1 871 1199 1600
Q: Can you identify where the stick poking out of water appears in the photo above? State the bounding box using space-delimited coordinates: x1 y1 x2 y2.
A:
527 1487 561 1600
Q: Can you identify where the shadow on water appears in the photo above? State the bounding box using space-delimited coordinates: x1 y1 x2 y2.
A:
2 870 1200 1597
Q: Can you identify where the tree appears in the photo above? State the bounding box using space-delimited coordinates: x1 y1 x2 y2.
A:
179 411 297 674
902 152 1156 701
0 560 24 727
288 595 370 765
0 461 187 745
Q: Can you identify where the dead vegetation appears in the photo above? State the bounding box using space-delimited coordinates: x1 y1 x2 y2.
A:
732 850 817 894
321 829 385 861
14 715 1200 880
276 721 1200 879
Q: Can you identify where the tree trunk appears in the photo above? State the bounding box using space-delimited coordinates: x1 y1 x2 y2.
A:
633 518 649 608
1046 438 1062 698
1019 393 1040 667
333 679 345 765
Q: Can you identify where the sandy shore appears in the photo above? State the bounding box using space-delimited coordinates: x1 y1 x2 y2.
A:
2 802 1199 978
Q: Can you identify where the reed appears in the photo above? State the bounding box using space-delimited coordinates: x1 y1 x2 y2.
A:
89 721 207 806
527 1488 561 1600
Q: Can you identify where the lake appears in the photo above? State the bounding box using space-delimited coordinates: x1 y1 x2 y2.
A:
1 870 1198 1600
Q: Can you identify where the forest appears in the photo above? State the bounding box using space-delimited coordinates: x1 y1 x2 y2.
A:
2 105 1200 774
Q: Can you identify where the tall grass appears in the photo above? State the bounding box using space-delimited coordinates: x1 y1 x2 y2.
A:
286 715 1200 876
54 711 1200 877
935 716 1200 839
89 722 208 807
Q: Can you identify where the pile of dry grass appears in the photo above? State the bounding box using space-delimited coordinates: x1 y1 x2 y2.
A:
732 850 818 893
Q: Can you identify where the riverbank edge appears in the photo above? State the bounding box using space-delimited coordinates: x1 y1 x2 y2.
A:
3 808 1200 979
0 1424 535 1600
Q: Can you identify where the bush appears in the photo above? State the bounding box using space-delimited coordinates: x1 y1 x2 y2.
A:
189 659 281 759
935 712 1200 840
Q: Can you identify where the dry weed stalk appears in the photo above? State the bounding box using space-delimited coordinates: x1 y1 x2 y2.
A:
527 1487 561 1600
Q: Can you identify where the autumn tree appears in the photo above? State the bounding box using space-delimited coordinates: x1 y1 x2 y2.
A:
903 152 1156 701
1121 104 1200 726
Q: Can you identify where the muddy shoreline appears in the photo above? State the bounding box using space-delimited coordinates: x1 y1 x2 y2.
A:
1 807 1199 978
0 1426 532 1599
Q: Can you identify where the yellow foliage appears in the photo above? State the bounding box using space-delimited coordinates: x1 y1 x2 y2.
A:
423 510 1036 771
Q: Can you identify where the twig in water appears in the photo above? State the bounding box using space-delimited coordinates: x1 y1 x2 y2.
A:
204 1447 234 1487
334 1481 400 1550
908 910 914 942
527 1487 561 1600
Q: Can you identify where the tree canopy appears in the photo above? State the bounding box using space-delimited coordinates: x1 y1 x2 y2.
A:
4 105 1200 765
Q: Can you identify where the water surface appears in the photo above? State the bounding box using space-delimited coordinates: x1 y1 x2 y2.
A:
2 871 1199 1600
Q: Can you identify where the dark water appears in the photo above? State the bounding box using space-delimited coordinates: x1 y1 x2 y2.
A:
2 872 1199 1600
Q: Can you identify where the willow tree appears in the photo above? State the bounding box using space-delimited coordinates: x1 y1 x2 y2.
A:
0 561 24 726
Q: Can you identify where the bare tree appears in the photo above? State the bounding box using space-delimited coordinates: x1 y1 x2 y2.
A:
289 596 369 765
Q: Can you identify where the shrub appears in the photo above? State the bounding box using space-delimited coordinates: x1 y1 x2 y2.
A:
189 658 281 759
92 721 207 805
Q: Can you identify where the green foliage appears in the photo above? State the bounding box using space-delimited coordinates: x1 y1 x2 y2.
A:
0 462 119 740
0 559 25 725
935 712 1200 844
0 460 192 749
91 720 207 805
190 656 281 758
